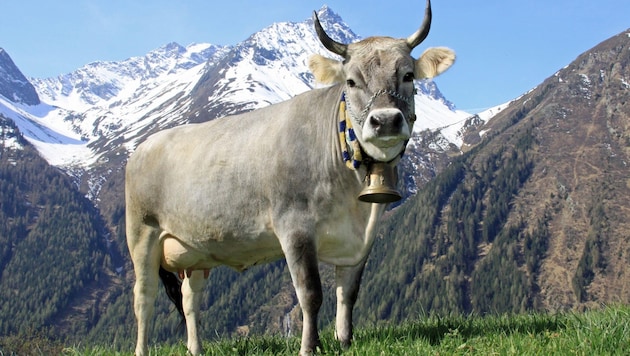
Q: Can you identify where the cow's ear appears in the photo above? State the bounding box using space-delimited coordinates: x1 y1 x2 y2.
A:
309 54 344 84
414 47 455 79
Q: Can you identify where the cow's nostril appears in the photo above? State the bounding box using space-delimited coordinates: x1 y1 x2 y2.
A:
369 116 382 128
370 113 403 128
392 113 403 129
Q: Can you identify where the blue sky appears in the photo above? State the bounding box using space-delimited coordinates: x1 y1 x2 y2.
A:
1 0 629 112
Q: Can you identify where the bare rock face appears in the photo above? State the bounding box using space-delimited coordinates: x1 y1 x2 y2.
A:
0 48 40 105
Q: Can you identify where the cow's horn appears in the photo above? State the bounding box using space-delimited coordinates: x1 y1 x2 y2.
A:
406 0 432 49
313 11 348 57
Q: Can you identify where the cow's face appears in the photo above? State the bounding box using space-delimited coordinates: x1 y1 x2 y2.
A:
309 0 455 162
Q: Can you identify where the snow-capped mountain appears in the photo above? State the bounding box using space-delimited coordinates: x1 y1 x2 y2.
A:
1 6 480 200
29 42 229 164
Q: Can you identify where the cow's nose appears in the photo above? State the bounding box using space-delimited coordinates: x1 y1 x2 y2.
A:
368 111 404 134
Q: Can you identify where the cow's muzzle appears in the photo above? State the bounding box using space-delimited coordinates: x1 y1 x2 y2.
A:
361 107 411 162
345 89 415 160
365 108 411 140
368 109 405 137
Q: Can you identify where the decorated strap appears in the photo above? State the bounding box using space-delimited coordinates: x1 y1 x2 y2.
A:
339 92 363 170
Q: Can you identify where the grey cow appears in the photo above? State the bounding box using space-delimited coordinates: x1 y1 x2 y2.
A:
125 1 455 354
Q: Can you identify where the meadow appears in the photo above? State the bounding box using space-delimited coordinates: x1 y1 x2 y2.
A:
5 304 627 355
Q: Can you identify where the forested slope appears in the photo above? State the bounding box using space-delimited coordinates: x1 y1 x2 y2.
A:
357 29 630 320
0 116 110 340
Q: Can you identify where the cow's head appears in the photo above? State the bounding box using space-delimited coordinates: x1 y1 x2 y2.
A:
309 0 455 163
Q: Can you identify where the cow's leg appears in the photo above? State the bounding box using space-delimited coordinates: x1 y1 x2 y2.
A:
127 224 161 356
334 261 366 348
182 270 208 355
280 231 323 355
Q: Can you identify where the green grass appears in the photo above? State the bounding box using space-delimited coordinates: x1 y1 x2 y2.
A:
5 305 629 355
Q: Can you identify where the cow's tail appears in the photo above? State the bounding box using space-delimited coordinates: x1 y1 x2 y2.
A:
158 266 185 326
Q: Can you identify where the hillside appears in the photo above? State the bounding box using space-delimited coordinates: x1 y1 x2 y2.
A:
0 6 628 352
0 116 113 338
355 29 630 320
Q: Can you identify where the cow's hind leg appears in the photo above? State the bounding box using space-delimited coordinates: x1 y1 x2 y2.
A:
334 261 366 348
280 231 323 355
127 223 161 356
182 270 208 355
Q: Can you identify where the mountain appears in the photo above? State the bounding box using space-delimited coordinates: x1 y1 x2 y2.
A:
0 7 472 349
7 5 628 353
355 28 630 319
1 8 465 203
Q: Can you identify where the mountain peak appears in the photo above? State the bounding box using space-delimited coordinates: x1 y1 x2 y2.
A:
0 48 40 105
151 42 186 57
313 6 357 43
316 5 341 21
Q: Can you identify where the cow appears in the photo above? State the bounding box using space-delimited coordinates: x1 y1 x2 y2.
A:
125 1 454 354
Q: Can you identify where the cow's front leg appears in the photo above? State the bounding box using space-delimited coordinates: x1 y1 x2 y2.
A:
281 232 323 355
182 270 208 355
334 261 366 348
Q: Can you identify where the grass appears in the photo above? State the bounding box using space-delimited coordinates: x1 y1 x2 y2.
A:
4 305 629 355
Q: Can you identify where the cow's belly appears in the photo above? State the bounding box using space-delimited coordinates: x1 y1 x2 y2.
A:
158 197 380 270
161 231 283 272
161 224 375 272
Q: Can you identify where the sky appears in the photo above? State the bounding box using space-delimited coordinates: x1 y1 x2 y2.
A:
1 1 629 113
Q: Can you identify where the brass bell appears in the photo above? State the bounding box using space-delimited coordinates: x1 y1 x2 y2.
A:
358 162 402 203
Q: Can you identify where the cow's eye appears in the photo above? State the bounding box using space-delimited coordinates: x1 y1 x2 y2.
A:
403 72 415 83
346 79 356 88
